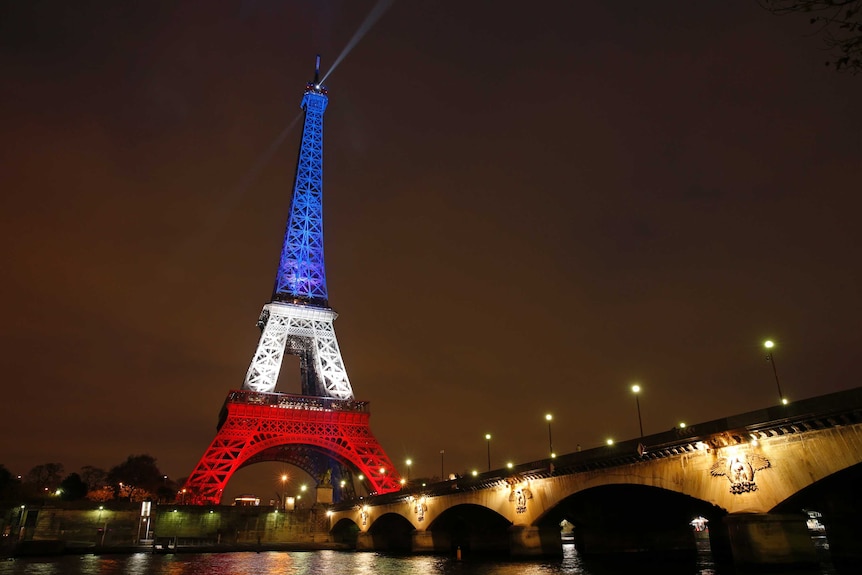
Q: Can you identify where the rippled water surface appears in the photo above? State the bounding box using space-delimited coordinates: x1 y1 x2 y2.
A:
0 546 838 575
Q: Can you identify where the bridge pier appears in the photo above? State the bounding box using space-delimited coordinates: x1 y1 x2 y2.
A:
410 529 450 553
723 513 818 569
573 523 696 558
822 513 862 571
508 525 562 558
355 531 373 551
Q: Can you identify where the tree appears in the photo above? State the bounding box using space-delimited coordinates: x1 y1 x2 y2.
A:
762 0 862 73
25 463 64 491
106 455 163 501
0 464 18 501
80 466 108 491
58 473 88 501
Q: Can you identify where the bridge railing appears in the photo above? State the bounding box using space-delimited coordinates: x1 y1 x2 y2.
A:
330 385 862 511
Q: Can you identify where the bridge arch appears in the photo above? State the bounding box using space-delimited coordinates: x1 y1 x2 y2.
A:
331 517 360 546
426 503 512 555
362 512 415 552
770 462 862 569
541 484 727 557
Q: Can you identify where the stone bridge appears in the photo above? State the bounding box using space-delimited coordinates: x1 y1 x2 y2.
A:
328 386 862 570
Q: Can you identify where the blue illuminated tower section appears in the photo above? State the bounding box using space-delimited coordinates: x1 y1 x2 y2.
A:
241 57 354 400
274 60 329 305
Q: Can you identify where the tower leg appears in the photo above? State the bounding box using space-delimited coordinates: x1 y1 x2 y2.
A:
243 302 353 399
183 391 401 504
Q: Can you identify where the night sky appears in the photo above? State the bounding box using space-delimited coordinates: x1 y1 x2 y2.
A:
2 1 861 501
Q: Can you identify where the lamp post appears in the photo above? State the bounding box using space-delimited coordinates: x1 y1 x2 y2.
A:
440 450 445 480
485 433 492 471
631 384 644 437
764 340 787 404
405 459 412 482
280 474 287 510
545 414 554 457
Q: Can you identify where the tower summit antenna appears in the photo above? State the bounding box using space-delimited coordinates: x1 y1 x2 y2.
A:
314 54 321 85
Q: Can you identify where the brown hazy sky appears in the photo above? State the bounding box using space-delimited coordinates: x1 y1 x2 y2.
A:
2 1 861 499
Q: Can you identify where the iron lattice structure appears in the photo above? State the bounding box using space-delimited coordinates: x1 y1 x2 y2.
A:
273 74 329 307
243 303 352 398
184 392 402 504
183 58 400 504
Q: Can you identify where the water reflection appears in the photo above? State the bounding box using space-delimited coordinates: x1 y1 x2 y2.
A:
0 548 842 575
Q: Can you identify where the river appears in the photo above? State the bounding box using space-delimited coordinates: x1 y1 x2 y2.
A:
0 544 840 575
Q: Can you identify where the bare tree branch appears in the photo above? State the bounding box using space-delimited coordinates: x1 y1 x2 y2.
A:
760 0 862 73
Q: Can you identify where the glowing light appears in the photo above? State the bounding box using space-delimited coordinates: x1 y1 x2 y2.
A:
300 485 307 492
400 478 406 485
320 0 395 84
358 474 365 481
631 384 641 393
545 414 553 421
379 467 386 474
606 439 614 445
472 470 478 476
782 398 789 405
485 433 491 440
507 462 514 469
691 516 709 532
764 340 775 349
679 422 686 428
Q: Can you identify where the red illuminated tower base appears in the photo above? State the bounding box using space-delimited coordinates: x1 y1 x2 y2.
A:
183 390 402 505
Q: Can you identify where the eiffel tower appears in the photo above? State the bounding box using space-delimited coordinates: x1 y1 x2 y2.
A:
183 57 401 505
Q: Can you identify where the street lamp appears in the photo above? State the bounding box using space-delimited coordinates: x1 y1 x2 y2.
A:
631 384 644 437
485 434 492 471
405 459 412 482
764 340 788 405
545 414 554 458
281 474 287 510
440 450 445 480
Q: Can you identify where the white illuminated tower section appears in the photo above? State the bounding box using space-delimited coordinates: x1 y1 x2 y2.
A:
242 56 353 400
